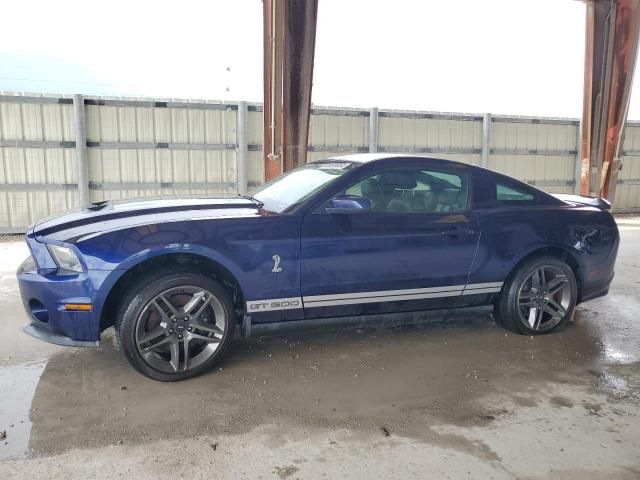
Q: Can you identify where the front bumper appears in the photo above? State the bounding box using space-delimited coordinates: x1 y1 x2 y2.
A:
24 323 100 348
18 262 111 345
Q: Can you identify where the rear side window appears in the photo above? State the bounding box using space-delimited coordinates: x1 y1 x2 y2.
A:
496 183 535 202
473 174 539 209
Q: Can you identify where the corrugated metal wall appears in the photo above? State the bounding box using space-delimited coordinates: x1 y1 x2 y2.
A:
85 101 238 202
1 92 640 232
378 111 483 166
489 116 579 195
308 108 369 161
618 123 640 210
247 106 265 185
0 95 78 230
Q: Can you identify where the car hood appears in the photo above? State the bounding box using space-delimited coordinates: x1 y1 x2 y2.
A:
33 197 263 243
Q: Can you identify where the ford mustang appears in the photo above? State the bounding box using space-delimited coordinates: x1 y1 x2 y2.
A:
17 154 620 381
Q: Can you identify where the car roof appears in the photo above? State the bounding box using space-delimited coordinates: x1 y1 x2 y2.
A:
326 153 405 163
326 153 471 169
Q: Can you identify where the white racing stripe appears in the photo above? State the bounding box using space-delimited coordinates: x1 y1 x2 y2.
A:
304 284 466 302
461 281 503 296
304 289 462 308
246 282 504 312
461 287 502 295
462 282 503 290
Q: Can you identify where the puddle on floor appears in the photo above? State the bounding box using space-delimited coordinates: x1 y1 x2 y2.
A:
0 361 47 460
576 294 640 366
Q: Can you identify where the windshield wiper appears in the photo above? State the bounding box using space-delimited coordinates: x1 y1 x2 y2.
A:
239 194 264 208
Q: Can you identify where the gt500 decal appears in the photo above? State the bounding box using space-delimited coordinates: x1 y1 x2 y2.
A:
246 297 302 312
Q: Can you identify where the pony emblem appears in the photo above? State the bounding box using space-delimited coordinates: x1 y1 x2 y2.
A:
272 255 283 273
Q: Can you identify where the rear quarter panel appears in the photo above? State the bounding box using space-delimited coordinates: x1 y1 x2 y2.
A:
469 207 553 285
470 205 619 301
544 206 619 300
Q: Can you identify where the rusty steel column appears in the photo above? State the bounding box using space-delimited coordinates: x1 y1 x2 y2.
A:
581 0 640 201
263 0 319 181
263 0 285 181
282 0 319 173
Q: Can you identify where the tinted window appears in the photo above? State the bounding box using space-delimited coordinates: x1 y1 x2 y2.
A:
496 183 535 202
343 168 468 213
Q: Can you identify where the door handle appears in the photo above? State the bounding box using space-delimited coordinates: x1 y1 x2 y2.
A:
441 226 475 238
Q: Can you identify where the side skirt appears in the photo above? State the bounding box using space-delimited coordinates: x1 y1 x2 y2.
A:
242 304 494 338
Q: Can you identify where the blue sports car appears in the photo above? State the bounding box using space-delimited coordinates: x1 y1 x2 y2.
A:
17 154 620 381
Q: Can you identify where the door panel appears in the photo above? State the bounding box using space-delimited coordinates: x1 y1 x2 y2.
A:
300 211 480 318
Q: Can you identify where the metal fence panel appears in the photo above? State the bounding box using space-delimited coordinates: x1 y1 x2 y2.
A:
85 102 238 202
378 113 482 165
309 110 368 154
0 96 77 228
489 153 575 193
247 109 264 186
622 124 640 153
615 182 640 211
307 151 357 162
489 118 578 192
614 125 640 210
2 93 640 233
247 151 264 187
491 118 579 153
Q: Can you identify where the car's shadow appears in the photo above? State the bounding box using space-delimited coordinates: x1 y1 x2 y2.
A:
28 311 606 456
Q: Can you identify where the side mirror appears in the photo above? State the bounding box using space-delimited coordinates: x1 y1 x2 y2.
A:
326 195 371 214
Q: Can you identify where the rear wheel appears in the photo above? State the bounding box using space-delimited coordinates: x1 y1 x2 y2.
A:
116 270 235 381
496 257 577 335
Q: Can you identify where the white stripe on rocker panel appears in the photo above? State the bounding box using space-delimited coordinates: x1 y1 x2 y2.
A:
460 287 502 295
304 289 464 308
304 284 466 302
245 282 504 312
463 282 503 290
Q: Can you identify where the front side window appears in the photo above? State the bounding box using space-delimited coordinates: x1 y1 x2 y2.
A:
342 167 468 214
251 161 356 212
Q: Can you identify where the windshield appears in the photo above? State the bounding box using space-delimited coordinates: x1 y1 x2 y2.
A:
251 161 356 212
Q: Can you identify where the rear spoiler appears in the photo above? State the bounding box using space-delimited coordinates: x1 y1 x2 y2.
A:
552 193 611 210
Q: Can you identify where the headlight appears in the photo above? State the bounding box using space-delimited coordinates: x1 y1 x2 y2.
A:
19 255 37 274
47 244 83 273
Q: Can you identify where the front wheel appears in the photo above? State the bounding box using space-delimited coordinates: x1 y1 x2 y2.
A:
496 257 577 335
116 270 235 381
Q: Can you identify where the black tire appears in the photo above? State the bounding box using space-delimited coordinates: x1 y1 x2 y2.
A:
495 256 577 335
115 268 235 381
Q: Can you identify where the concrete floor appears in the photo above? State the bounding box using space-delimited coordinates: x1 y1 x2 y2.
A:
1 219 639 479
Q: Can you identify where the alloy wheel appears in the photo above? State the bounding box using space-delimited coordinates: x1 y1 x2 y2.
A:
516 265 572 332
134 286 226 373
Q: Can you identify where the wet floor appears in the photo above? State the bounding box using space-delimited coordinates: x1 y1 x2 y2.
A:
1 223 639 479
0 361 46 459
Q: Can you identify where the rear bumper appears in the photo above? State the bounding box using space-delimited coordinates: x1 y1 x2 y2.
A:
579 275 613 303
578 226 620 303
